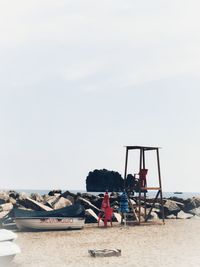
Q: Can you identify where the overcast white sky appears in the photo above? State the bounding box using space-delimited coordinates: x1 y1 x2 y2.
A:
0 0 200 191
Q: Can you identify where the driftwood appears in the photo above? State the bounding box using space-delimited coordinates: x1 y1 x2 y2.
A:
88 249 121 257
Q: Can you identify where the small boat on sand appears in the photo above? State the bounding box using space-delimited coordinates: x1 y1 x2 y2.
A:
0 229 17 242
0 230 21 264
14 203 85 231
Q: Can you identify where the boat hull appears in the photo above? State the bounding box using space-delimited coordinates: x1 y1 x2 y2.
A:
15 217 85 231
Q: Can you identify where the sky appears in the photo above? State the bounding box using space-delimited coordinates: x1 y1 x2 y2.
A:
0 0 200 192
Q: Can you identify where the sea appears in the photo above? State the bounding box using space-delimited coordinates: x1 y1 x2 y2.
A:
2 189 200 199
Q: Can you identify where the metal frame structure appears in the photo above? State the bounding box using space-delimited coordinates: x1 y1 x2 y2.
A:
123 146 165 224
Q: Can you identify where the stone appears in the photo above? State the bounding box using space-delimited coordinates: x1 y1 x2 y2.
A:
30 193 44 203
45 195 61 208
18 196 52 211
8 191 19 199
0 211 10 219
48 189 62 196
187 207 200 216
149 211 159 221
53 197 72 210
190 215 200 220
164 200 181 215
184 197 200 212
177 210 193 219
0 203 13 212
166 214 177 219
0 191 9 203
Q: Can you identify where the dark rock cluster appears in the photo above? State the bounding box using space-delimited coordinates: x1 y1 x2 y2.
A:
0 190 200 229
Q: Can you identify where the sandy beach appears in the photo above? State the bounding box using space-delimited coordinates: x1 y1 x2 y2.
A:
7 219 200 267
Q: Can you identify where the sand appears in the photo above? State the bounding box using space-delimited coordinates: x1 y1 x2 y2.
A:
9 219 200 267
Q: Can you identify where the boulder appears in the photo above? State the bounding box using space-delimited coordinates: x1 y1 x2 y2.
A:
164 200 181 216
18 195 52 211
30 193 44 203
48 189 62 196
166 214 177 219
53 197 72 210
0 191 9 203
8 191 19 199
8 197 17 205
45 195 61 208
184 197 200 212
191 215 200 220
0 203 13 212
177 210 193 219
0 211 10 219
148 211 159 221
187 207 200 216
61 191 76 203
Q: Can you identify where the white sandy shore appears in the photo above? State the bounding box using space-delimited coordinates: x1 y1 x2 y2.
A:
7 219 200 267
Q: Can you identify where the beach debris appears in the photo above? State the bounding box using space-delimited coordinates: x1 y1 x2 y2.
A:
88 249 121 257
177 210 193 219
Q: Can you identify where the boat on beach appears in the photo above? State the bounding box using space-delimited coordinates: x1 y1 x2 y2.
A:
0 229 21 264
14 203 85 231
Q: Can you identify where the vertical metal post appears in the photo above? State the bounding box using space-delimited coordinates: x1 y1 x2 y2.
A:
157 148 165 223
138 148 142 224
142 149 147 219
124 147 128 190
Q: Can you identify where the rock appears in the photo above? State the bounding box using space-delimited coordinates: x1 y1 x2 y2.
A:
48 189 62 196
0 203 13 212
164 200 181 216
190 215 200 220
0 191 9 203
148 211 159 221
45 195 61 208
166 214 177 219
177 210 193 219
30 193 44 203
53 197 72 210
18 196 52 211
187 207 200 216
8 191 19 199
184 197 200 212
0 199 6 205
8 197 17 205
0 211 10 219
61 191 76 203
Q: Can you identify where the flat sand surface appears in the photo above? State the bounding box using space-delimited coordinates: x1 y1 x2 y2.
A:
7 219 200 267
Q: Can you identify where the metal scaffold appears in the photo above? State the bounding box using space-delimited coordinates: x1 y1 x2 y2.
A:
123 146 165 224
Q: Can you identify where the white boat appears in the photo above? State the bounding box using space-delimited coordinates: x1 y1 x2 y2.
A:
0 229 17 242
0 230 21 265
0 241 21 264
14 203 85 231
